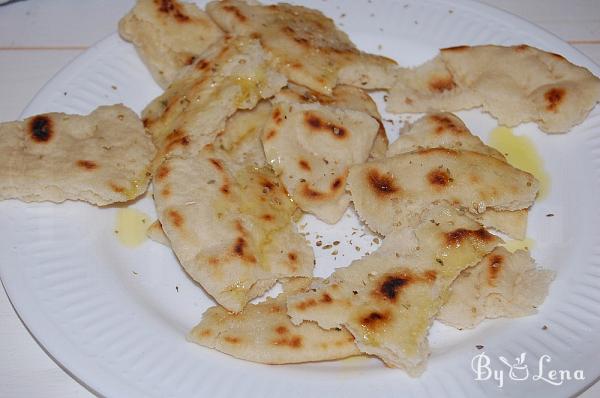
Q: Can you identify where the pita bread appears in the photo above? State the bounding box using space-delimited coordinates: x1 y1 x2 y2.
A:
262 98 379 224
119 0 224 88
214 100 272 169
347 148 539 235
287 206 501 375
0 105 155 205
206 0 397 94
387 45 600 133
153 145 314 312
439 247 554 329
142 36 286 168
387 112 527 239
387 112 503 159
189 278 360 364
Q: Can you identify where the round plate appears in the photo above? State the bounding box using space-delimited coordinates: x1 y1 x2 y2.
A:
2 0 600 397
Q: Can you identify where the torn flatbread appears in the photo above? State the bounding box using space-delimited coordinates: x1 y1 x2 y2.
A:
153 145 314 312
469 209 528 241
347 148 539 235
387 112 526 239
147 220 170 246
214 100 272 168
0 105 155 205
119 0 224 88
387 45 600 133
439 247 554 329
206 0 397 94
262 93 379 223
276 83 388 159
287 206 501 375
387 112 503 159
142 36 286 168
189 278 360 364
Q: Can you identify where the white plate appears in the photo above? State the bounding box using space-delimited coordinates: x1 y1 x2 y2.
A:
2 0 600 397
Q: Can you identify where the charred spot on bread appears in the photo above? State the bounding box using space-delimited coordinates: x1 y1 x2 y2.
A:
264 129 277 140
300 183 325 199
430 114 465 134
168 209 184 228
331 176 344 190
109 182 126 193
223 335 241 344
486 254 504 286
222 4 247 22
294 298 317 311
29 115 53 143
304 112 348 139
379 275 410 301
196 59 210 70
272 335 303 348
156 164 171 181
275 325 289 335
272 108 283 124
298 159 312 171
209 158 225 171
76 160 98 170
445 228 495 247
156 0 191 23
232 237 257 263
360 310 391 329
544 87 566 112
429 76 456 93
367 169 399 196
427 169 452 187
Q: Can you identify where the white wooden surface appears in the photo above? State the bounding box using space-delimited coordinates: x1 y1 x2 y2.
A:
0 0 599 396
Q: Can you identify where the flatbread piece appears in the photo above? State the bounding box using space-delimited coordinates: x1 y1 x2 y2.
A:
0 105 155 205
287 206 501 375
387 45 600 133
206 0 397 94
119 0 223 88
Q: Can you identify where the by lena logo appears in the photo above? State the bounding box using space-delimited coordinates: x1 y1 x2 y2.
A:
471 352 585 388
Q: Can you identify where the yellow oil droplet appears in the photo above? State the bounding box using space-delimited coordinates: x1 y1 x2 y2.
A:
115 208 150 247
502 237 535 253
488 127 550 200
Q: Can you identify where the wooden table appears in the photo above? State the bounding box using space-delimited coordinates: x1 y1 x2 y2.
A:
1 0 599 396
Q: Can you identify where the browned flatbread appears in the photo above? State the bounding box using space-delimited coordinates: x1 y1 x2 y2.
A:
387 112 528 239
287 205 501 375
142 36 286 168
206 0 397 94
347 148 539 235
214 100 273 169
119 0 224 88
0 105 155 205
153 145 314 312
262 86 380 223
276 83 388 159
439 247 554 329
387 112 503 159
387 45 600 133
189 278 360 364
